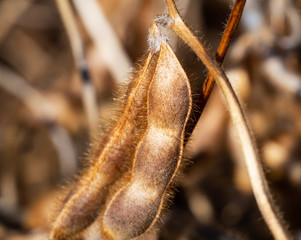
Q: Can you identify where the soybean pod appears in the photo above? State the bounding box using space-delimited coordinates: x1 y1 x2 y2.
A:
51 48 159 240
102 40 192 240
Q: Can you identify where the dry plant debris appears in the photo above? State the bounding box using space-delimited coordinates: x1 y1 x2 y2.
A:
0 0 301 240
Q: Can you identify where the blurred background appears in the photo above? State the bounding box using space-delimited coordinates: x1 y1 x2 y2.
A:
0 0 301 239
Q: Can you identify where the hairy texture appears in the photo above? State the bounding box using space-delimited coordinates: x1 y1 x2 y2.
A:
101 43 192 240
50 52 160 240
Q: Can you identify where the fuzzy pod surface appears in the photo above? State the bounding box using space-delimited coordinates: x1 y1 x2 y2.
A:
101 42 192 240
50 51 160 240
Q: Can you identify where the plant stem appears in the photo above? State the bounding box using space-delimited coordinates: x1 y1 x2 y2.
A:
201 0 246 102
165 0 292 239
185 0 245 139
73 0 132 84
55 0 99 134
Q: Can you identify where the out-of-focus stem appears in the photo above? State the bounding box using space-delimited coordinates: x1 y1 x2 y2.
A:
72 0 132 84
165 1 292 240
55 0 98 134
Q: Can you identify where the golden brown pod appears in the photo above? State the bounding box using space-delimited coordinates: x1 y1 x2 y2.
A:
101 41 192 239
50 50 160 240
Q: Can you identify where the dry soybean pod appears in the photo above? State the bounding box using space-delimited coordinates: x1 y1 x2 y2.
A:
50 51 160 240
102 28 192 240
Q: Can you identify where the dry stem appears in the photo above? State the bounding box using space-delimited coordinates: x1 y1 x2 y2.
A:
72 0 132 84
184 0 246 139
55 0 98 134
201 0 246 101
165 0 292 239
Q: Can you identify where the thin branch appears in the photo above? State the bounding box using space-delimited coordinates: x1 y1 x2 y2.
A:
201 0 246 102
0 65 77 178
72 0 132 84
164 1 292 240
185 0 245 139
55 0 98 134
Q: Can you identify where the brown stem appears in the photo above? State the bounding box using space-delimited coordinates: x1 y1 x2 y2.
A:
201 0 246 101
72 0 132 84
165 0 292 240
55 0 99 134
184 0 245 140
